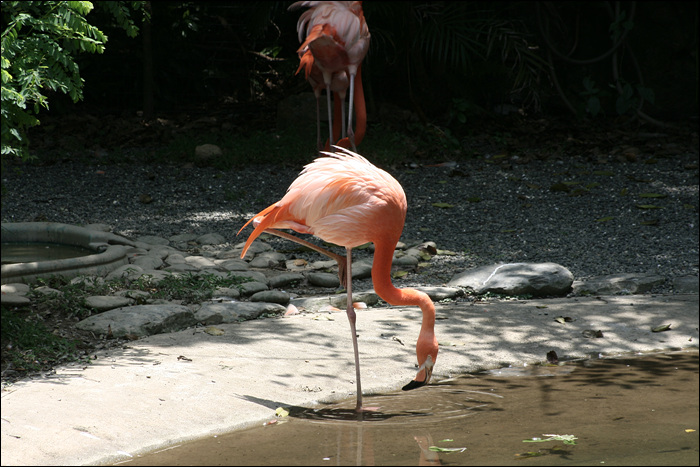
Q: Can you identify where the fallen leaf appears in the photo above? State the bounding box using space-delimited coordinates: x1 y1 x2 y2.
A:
651 324 672 332
636 204 663 209
596 216 615 222
523 434 577 445
432 202 454 208
550 182 570 192
428 446 467 453
639 193 667 198
204 326 225 336
439 340 465 346
582 330 604 338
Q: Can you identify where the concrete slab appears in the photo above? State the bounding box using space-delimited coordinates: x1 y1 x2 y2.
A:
1 294 698 466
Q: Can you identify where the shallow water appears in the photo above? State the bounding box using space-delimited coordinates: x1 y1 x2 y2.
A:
1 242 93 264
117 350 698 466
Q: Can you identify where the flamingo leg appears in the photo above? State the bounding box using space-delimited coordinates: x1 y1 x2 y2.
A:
340 94 347 140
344 247 364 412
263 228 347 285
264 231 364 410
324 76 335 146
347 73 357 150
315 91 322 152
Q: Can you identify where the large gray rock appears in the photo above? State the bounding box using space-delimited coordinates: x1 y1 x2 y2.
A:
572 273 666 295
448 262 574 297
194 301 286 324
76 305 196 337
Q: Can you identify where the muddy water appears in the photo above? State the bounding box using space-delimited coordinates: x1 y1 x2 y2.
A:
118 350 698 466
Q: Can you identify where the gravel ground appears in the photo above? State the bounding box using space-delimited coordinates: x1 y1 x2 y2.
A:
2 147 698 292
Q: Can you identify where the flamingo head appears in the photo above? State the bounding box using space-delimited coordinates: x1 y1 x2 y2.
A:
402 333 439 391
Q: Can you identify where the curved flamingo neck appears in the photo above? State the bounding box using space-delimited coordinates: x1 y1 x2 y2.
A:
371 238 436 332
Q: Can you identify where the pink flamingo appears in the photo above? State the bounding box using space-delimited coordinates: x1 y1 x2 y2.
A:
290 1 370 149
239 147 438 412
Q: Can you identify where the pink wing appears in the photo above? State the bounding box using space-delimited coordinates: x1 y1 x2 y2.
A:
239 147 406 257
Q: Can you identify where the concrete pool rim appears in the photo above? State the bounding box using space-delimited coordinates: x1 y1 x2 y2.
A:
1 222 136 284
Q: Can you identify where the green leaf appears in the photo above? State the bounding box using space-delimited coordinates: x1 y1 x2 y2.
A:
596 216 615 222
523 434 577 446
639 193 667 198
636 204 663 209
428 446 467 453
432 202 454 208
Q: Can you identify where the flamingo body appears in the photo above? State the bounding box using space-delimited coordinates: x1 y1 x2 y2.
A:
239 148 438 410
290 1 369 149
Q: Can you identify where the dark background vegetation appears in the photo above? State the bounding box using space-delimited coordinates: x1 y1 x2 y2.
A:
18 1 699 166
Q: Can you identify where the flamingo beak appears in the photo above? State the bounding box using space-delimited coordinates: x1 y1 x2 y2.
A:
401 355 434 391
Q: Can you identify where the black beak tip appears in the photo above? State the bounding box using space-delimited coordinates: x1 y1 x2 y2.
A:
402 379 426 391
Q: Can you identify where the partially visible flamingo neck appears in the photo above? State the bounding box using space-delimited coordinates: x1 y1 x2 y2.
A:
371 239 435 332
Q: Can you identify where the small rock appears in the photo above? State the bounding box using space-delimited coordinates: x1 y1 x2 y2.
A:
85 295 136 312
136 235 170 246
1 294 31 306
196 233 226 245
239 281 269 296
307 272 340 288
250 290 291 305
268 273 305 288
1 283 30 295
195 144 223 161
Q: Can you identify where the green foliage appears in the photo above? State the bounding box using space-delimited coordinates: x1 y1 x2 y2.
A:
1 1 144 161
1 304 82 373
579 76 655 118
367 2 548 112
